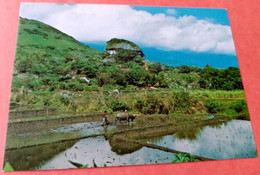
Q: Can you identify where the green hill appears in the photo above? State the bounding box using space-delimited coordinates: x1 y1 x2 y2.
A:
14 17 102 75
10 18 247 117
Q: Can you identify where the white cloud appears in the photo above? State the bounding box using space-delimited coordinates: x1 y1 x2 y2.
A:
20 3 236 55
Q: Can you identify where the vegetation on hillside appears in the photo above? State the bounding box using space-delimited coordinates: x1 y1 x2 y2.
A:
10 17 249 119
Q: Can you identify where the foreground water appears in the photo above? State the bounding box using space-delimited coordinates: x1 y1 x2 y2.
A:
5 119 257 170
146 120 257 160
38 136 175 169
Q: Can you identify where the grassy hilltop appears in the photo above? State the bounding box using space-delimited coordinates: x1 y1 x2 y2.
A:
10 17 249 119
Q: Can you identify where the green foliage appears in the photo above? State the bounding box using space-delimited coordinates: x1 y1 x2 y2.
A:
111 100 127 111
198 78 207 89
149 62 163 74
110 71 127 87
11 17 247 116
3 162 14 171
105 38 141 50
97 72 110 86
172 153 200 163
125 68 156 87
68 160 107 168
114 49 138 62
15 55 36 73
133 57 144 65
230 100 248 113
205 100 224 113
157 72 169 88
178 65 191 73
69 160 88 168
65 80 84 91
71 58 100 78
134 93 168 114
199 65 243 90
28 77 42 90
24 28 48 38
171 91 198 114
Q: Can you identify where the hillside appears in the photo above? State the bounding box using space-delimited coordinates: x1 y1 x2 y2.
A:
9 18 247 118
14 17 102 75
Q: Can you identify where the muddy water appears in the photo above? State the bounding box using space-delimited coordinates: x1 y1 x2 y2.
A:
146 120 257 160
38 136 175 170
5 119 257 170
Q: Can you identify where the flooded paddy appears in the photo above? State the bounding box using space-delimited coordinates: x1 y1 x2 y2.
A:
38 136 175 170
4 114 257 171
146 120 257 160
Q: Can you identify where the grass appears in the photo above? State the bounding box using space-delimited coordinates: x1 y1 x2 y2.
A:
9 88 249 120
191 89 245 99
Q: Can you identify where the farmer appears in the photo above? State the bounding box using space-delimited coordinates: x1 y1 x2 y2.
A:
102 111 109 125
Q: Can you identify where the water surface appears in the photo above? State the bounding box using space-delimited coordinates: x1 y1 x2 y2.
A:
147 120 257 160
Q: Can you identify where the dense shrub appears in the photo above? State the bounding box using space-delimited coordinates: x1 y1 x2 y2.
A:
178 65 191 73
97 73 110 86
114 49 138 62
205 100 224 113
65 80 84 91
111 100 127 111
125 68 157 87
157 72 169 88
230 100 248 113
171 91 199 114
149 63 163 74
134 93 168 114
110 71 127 87
133 57 144 66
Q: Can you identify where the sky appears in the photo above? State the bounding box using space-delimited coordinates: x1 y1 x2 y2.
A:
19 3 238 68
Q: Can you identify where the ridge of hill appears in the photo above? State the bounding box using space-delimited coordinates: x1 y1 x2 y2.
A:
14 17 102 75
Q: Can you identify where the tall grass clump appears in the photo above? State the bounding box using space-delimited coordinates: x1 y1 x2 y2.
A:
134 91 203 115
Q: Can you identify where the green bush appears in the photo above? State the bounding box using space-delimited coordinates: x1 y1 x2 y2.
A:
230 100 248 113
134 93 168 114
178 65 191 73
171 91 198 114
149 63 162 74
66 80 84 91
97 73 110 86
157 72 169 88
172 153 200 163
111 71 127 87
28 78 42 90
205 100 224 113
111 100 127 111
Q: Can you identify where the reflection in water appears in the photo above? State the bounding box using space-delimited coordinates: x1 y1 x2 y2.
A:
4 140 78 171
6 119 257 170
208 120 229 129
173 120 229 141
109 137 142 155
174 126 204 141
149 120 257 160
39 136 175 170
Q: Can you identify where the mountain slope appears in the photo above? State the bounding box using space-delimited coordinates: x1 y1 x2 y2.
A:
14 17 102 75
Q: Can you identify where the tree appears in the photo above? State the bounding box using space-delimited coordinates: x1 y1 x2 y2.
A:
111 71 127 87
157 72 169 88
149 63 163 74
178 65 191 73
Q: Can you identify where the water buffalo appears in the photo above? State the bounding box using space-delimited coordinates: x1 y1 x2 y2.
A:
115 113 138 123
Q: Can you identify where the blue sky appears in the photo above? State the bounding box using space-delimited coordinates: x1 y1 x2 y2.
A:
20 3 238 68
132 6 230 25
